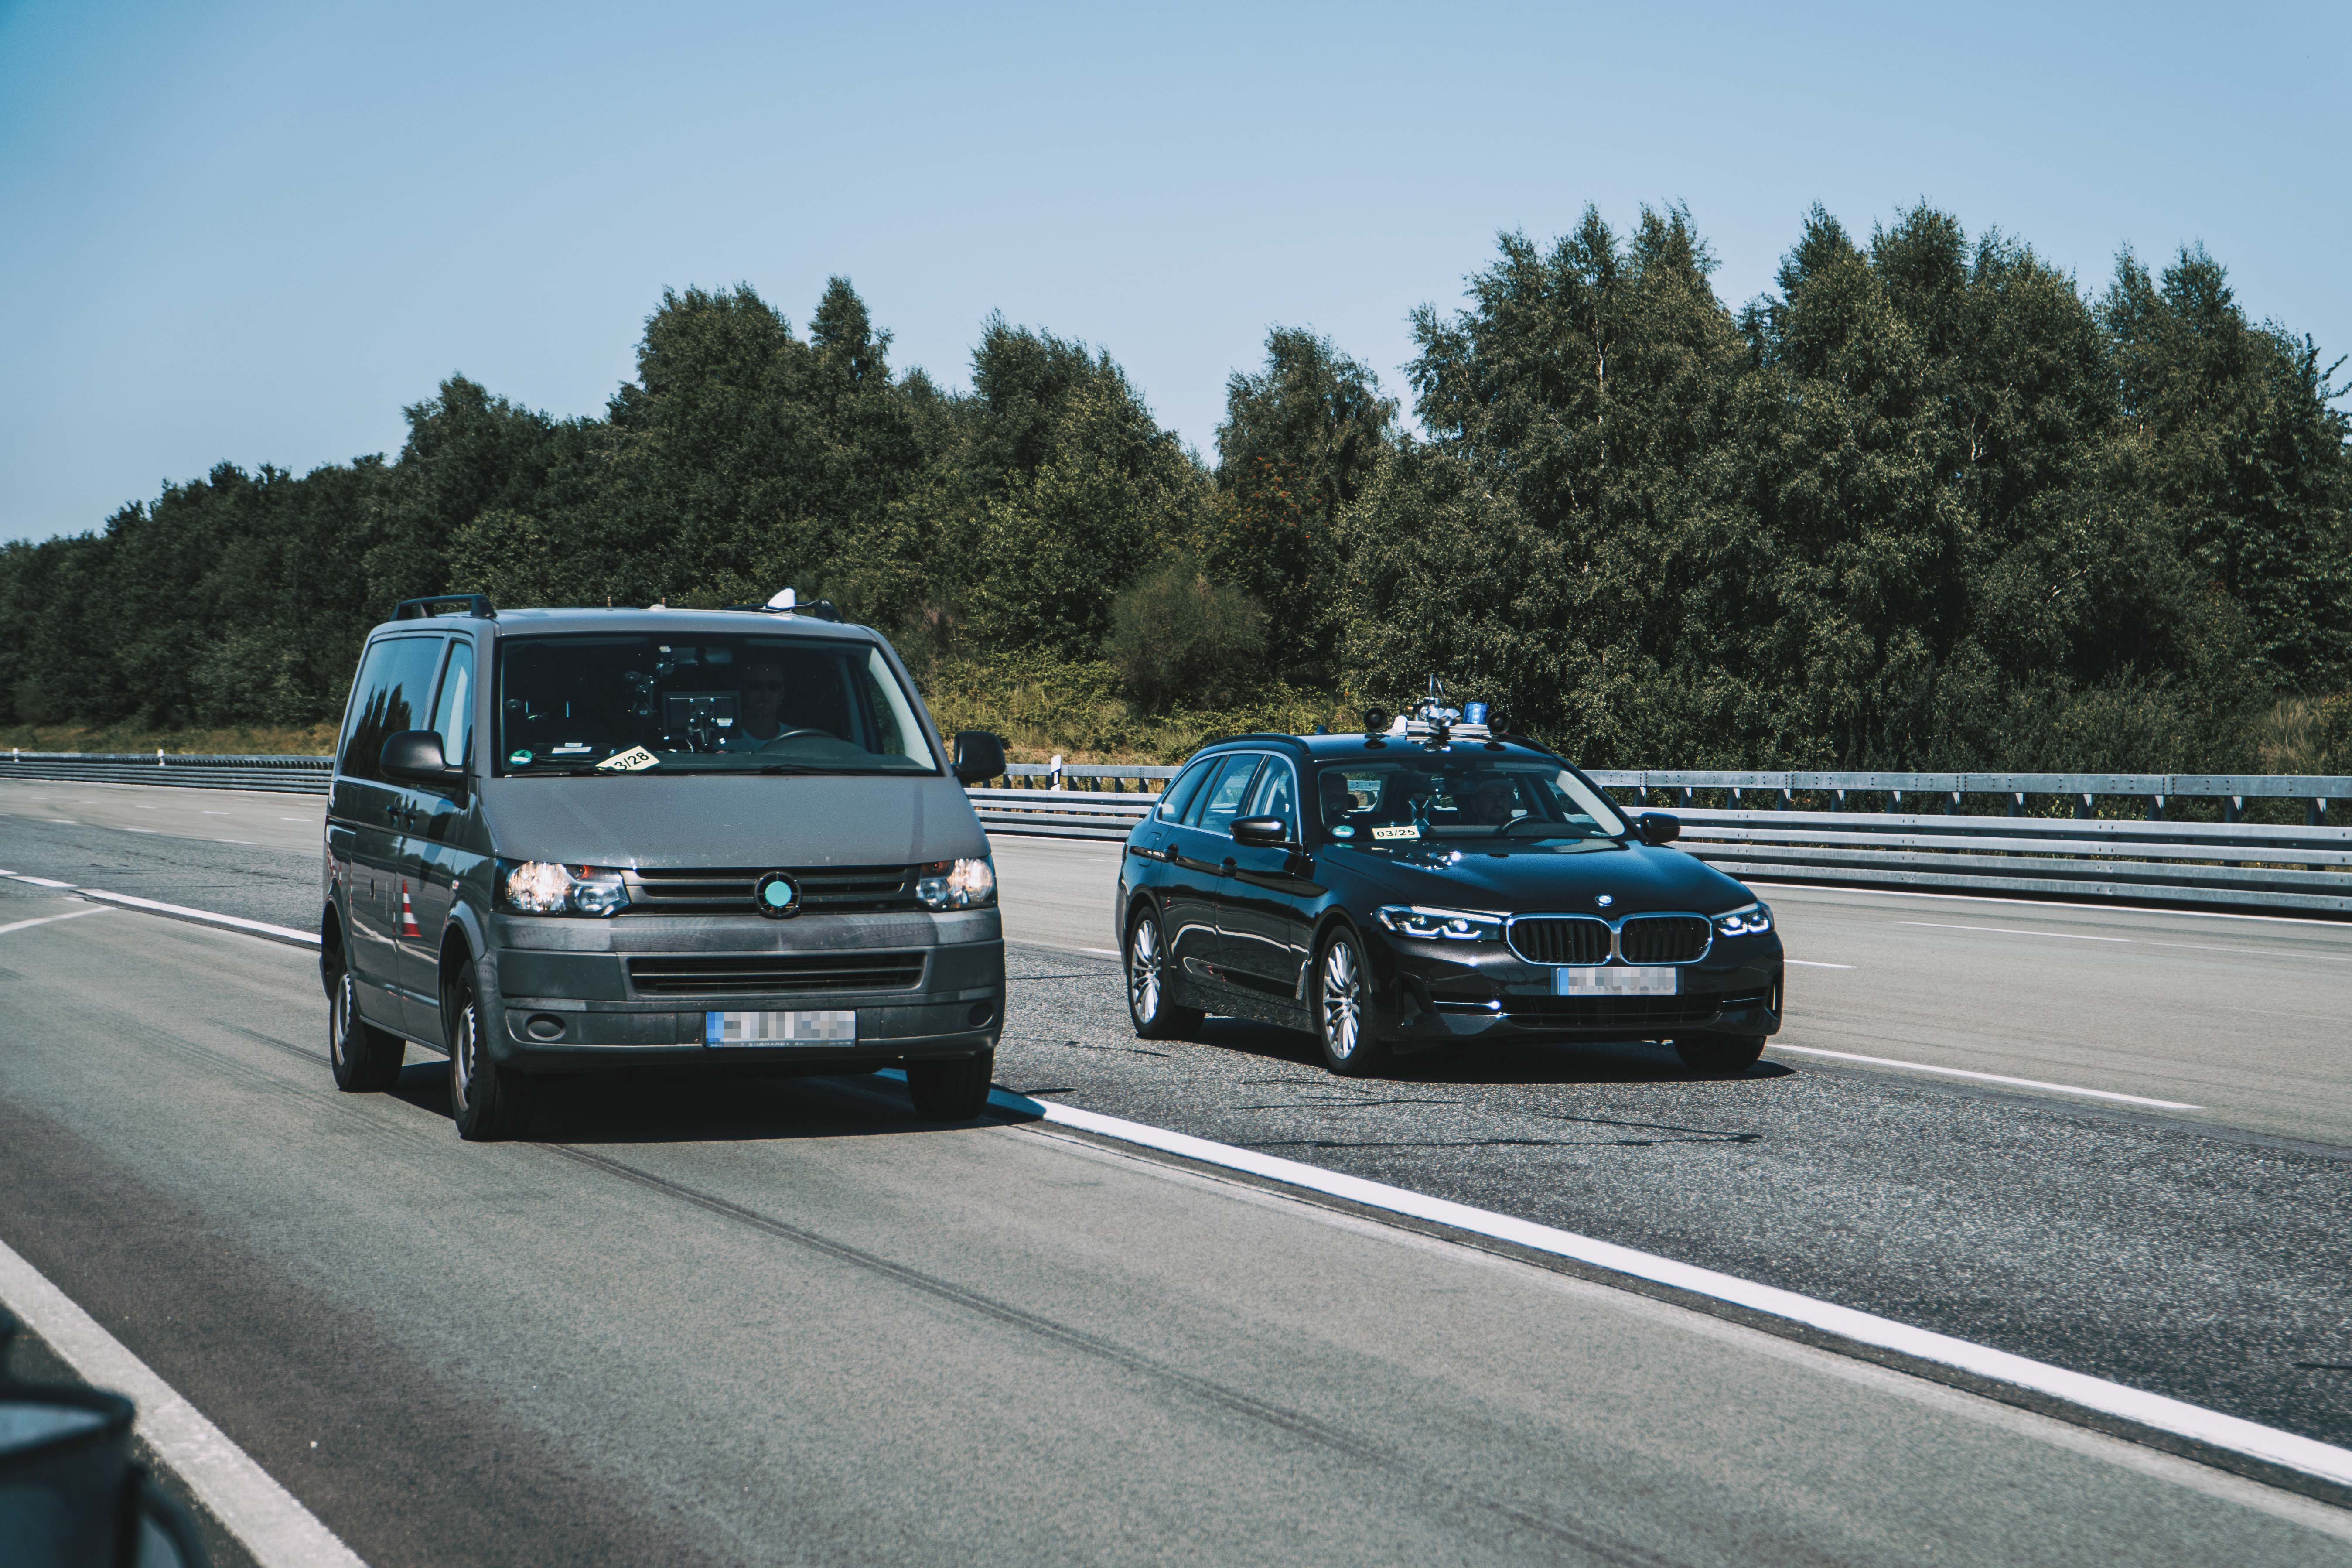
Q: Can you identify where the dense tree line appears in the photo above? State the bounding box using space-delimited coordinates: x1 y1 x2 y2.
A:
2 203 2345 768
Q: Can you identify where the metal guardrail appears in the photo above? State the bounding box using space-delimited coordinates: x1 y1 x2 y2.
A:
1 750 334 793
6 753 2348 914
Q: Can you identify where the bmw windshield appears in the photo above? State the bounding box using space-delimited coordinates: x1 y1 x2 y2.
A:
1314 755 1630 844
494 634 939 775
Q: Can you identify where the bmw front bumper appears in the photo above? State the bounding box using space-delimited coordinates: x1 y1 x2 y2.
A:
1371 931 1784 1046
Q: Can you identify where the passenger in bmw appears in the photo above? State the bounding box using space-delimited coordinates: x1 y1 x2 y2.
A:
1116 694 1785 1079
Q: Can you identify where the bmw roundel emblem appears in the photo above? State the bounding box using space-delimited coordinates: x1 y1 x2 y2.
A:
1596 894 1615 907
753 871 801 919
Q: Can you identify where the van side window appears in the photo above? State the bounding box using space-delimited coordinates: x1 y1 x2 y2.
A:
1186 755 1263 834
430 641 475 768
1156 758 1216 822
339 636 446 781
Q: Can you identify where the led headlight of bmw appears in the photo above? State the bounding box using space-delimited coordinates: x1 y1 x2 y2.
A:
1712 901 1773 937
1376 905 1503 942
496 860 629 916
917 857 996 911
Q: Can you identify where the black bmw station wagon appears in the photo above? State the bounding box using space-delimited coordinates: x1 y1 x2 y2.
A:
1115 703 1785 1077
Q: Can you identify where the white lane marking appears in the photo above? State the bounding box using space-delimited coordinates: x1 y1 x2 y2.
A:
44 818 75 824
203 810 229 816
956 1086 2349 1490
1079 946 1120 957
0 906 110 936
1742 877 2352 932
1786 959 1855 969
2140 938 2352 963
1769 1044 2202 1109
280 817 308 822
1897 920 2130 942
0 871 317 946
0 1237 371 1568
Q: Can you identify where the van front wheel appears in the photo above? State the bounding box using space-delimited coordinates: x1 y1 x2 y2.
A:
448 964 531 1140
906 1052 995 1121
327 954 404 1092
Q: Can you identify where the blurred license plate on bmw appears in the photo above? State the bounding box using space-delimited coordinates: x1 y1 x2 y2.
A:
1557 967 1677 997
705 1010 857 1045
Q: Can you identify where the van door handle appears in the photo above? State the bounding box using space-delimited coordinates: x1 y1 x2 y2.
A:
1220 857 1237 875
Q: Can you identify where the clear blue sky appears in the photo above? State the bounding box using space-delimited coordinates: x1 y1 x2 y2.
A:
2 0 2344 543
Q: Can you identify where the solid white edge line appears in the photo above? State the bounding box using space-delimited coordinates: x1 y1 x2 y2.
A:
1897 920 2130 941
0 871 318 946
1767 1044 2204 1110
1785 958 1855 969
974 1086 2351 1490
0 906 111 937
0 1237 371 1568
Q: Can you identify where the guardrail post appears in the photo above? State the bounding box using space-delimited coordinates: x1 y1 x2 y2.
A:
2008 791 2024 817
1831 788 1846 812
1730 786 1743 810
156 748 165 767
1777 787 1791 810
2075 793 2094 820
1944 789 1960 816
2146 794 2164 821
2226 795 2243 824
1680 786 1693 808
2312 797 2331 828
1889 789 1904 813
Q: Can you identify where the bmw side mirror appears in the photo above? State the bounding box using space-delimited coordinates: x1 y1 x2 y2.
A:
1232 815 1292 847
1635 812 1680 846
380 730 461 787
952 730 1007 785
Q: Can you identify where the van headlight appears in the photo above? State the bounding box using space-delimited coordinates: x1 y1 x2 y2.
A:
497 860 629 917
1713 901 1773 937
917 857 996 910
1376 905 1503 942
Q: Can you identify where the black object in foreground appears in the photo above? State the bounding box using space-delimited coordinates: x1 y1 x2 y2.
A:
0 1308 209 1568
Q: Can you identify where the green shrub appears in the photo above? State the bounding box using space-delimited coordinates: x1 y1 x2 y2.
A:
1103 557 1268 710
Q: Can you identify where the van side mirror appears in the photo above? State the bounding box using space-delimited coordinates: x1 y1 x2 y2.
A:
381 730 462 788
952 731 1006 785
1232 815 1292 847
1635 812 1680 845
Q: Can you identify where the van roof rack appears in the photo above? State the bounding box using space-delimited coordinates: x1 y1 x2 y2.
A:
393 594 497 621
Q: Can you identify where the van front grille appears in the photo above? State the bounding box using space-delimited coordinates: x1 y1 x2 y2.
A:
626 952 925 995
623 865 920 916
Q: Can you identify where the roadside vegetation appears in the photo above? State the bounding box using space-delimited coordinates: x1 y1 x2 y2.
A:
3 204 2345 771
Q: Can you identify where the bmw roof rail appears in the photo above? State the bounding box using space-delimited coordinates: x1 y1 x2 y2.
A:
393 593 497 621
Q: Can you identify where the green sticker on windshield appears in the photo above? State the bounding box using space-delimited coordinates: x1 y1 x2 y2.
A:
1331 824 1355 838
507 749 533 766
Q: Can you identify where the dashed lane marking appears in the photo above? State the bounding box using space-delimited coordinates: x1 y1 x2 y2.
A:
0 870 316 947
1786 959 1855 969
1898 920 2130 942
1768 1043 2202 1109
0 906 111 936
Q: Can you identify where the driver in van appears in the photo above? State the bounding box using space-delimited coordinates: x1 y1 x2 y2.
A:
719 654 792 751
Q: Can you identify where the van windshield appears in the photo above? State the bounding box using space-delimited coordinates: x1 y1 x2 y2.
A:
494 634 938 775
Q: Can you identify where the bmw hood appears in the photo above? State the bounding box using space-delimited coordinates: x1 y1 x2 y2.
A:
1333 840 1752 916
477 773 989 868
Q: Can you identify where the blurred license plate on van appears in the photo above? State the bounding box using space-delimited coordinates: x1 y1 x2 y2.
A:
1557 967 1677 997
705 1010 857 1045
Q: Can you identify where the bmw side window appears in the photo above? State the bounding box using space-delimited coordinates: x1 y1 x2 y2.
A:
429 641 475 769
1157 758 1215 822
1188 756 1263 835
1248 760 1299 836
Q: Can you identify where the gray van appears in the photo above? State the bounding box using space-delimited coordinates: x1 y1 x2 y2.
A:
321 594 1008 1139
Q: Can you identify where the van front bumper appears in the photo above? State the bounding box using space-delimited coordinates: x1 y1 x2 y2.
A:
478 909 1004 1072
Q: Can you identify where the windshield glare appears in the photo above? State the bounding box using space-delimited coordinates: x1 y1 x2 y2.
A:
1315 756 1629 842
495 634 937 775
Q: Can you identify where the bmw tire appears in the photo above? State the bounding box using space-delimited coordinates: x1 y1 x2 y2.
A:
1127 907 1205 1040
325 942 404 1092
448 961 531 1141
1673 1033 1765 1077
1313 926 1388 1077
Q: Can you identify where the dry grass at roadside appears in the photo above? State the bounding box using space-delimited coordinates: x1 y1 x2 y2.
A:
0 721 339 756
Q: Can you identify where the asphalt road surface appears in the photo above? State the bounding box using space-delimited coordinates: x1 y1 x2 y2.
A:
3 780 2349 1564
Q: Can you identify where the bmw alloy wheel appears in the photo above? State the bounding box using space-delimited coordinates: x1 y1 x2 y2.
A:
1129 916 1163 1021
1320 938 1363 1061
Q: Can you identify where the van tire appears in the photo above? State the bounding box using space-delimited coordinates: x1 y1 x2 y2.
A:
327 952 405 1092
906 1052 994 1121
448 963 530 1140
